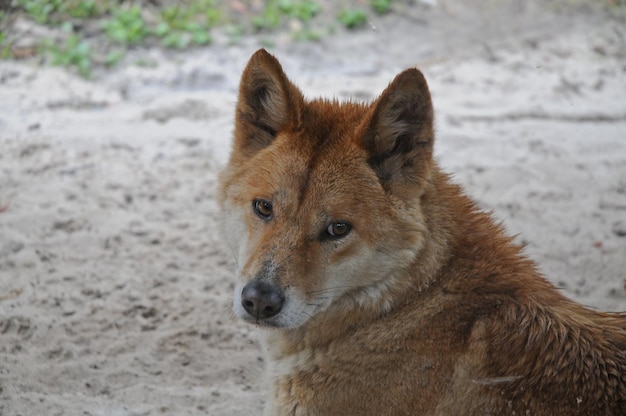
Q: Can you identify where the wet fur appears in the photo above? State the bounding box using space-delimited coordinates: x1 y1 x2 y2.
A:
218 49 626 415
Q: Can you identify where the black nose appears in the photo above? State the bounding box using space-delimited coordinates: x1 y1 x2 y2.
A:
241 281 285 319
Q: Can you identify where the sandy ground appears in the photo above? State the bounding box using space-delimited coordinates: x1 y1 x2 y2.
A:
1 1 626 415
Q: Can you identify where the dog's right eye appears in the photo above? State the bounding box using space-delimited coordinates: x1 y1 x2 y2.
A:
253 199 273 219
326 222 352 239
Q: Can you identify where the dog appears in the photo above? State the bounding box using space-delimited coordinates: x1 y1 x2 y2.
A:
218 49 626 415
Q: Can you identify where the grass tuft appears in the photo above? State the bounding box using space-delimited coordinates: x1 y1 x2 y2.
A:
0 0 407 77
338 8 368 29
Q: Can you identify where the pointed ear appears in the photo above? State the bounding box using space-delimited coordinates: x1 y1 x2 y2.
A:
234 49 303 157
360 68 434 192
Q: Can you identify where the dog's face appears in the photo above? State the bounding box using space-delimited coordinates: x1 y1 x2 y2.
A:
218 50 435 329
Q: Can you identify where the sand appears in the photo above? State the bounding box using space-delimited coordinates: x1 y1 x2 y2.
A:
1 1 625 415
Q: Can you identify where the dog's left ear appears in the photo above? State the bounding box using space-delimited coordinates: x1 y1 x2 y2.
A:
234 49 304 158
359 68 434 192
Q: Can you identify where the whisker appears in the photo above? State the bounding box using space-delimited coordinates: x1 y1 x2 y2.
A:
306 285 355 295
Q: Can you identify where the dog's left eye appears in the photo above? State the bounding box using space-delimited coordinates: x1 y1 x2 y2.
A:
326 222 352 239
253 199 273 219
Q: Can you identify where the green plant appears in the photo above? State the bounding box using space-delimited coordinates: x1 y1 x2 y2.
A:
47 34 92 77
0 32 11 59
252 2 282 30
14 0 63 24
161 32 190 48
225 24 245 45
293 29 323 42
204 6 221 27
370 0 391 14
156 2 213 48
5 0 403 77
338 9 367 29
14 0 109 23
64 0 105 19
253 0 322 36
102 6 148 44
105 49 124 67
279 0 321 22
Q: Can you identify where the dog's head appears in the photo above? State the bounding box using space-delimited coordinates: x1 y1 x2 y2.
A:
218 49 435 329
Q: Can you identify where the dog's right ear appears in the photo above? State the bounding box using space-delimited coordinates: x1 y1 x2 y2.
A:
234 49 303 158
359 68 434 195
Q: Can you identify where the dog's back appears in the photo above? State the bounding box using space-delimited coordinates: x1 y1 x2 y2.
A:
219 49 626 415
424 178 626 415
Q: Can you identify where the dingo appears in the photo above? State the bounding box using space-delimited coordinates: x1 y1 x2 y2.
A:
218 49 626 415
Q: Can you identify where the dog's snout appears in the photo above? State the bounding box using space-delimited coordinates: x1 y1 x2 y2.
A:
241 281 285 319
